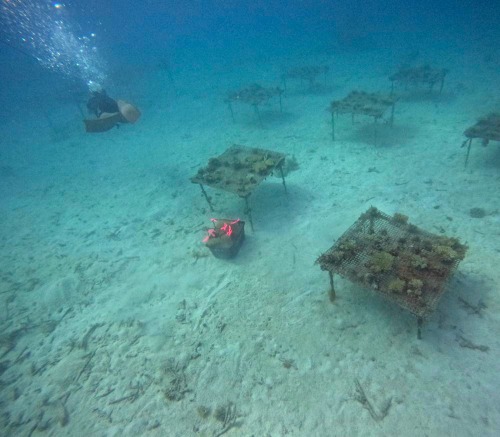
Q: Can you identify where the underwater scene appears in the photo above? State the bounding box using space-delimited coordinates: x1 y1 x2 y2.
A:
1 0 499 435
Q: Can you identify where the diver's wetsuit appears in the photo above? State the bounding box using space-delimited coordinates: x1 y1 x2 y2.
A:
86 90 119 118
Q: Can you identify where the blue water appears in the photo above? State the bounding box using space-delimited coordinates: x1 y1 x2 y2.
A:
1 1 500 435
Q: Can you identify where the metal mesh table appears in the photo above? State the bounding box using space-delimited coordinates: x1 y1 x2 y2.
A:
190 145 287 230
282 65 329 90
317 207 467 337
389 65 448 94
462 113 500 167
328 91 397 141
224 84 283 125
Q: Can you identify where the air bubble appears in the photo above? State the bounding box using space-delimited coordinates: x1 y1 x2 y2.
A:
2 0 106 89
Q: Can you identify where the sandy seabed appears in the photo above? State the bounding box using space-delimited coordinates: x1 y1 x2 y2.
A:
1 42 500 437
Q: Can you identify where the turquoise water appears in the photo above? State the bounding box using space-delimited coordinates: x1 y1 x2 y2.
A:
1 1 499 435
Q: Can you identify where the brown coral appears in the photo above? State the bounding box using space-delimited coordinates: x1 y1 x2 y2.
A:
407 279 423 296
388 278 406 293
369 251 394 273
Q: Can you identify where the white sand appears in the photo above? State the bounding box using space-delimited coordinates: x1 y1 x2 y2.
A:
1 41 500 437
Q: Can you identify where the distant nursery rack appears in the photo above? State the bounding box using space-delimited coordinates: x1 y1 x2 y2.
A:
328 91 397 141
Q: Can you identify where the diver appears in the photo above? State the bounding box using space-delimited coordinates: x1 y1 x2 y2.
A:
83 83 141 133
86 88 119 118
